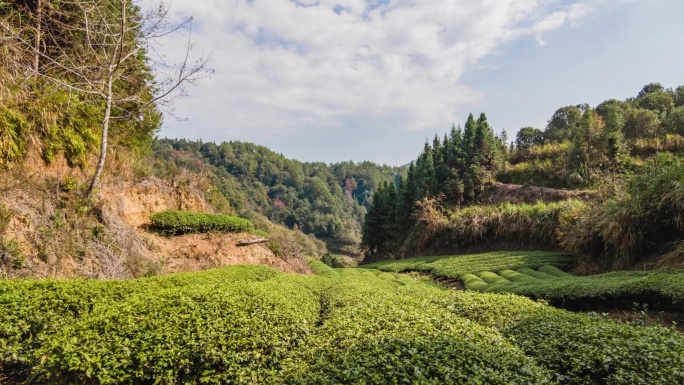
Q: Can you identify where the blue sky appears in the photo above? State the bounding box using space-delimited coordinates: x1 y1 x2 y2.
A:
157 0 684 166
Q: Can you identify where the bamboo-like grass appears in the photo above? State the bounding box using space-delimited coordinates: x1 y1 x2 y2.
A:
561 153 684 268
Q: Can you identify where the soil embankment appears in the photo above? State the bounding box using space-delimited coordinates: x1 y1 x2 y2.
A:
0 158 309 279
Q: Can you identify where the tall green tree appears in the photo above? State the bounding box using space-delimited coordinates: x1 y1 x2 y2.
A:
544 105 588 142
515 127 544 148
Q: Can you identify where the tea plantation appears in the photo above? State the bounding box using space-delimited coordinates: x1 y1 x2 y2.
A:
365 251 684 311
2 259 684 384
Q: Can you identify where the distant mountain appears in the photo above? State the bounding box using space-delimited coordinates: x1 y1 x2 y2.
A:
152 138 406 254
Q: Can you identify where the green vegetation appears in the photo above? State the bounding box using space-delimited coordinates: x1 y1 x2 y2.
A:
2 262 683 383
364 251 575 279
321 253 359 268
366 153 683 270
560 153 684 268
152 139 404 254
362 113 508 259
416 200 585 255
502 83 684 190
366 251 684 312
474 267 684 311
361 83 684 269
0 1 162 169
149 210 254 236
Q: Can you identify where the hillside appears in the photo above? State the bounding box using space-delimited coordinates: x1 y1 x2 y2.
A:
151 139 405 255
362 83 684 271
2 1 684 383
0 1 322 279
0 154 316 278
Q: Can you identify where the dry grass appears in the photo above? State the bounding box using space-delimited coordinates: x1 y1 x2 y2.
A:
631 134 684 158
403 198 584 257
562 153 684 270
509 142 572 165
479 183 597 205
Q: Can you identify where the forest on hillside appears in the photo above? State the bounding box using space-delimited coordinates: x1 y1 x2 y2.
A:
362 83 684 270
0 0 174 169
151 139 405 254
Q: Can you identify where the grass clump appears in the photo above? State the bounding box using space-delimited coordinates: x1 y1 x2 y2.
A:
449 200 584 249
150 210 254 236
561 153 684 268
406 198 585 256
509 142 572 165
631 134 684 157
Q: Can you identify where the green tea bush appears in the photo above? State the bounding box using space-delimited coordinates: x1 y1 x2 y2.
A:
498 269 531 282
367 252 684 312
478 271 509 284
516 267 557 280
443 291 684 384
506 311 684 383
538 265 572 277
36 277 320 384
462 273 488 291
2 262 684 384
287 279 551 384
479 269 684 311
150 210 254 236
364 251 575 279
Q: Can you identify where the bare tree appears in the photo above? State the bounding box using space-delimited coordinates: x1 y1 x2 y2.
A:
0 0 212 197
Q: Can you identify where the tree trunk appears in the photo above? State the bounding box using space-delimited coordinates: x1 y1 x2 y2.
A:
33 0 42 74
86 77 113 198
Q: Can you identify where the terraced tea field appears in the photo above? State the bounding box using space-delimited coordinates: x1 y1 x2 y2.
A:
363 251 575 279
2 259 684 384
365 251 684 312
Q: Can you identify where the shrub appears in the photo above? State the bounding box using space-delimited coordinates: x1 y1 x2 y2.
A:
505 310 684 384
267 239 282 256
498 159 576 188
561 153 684 267
321 253 358 268
2 263 684 383
0 203 11 233
149 210 254 236
509 141 572 165
251 229 270 238
0 107 27 166
0 238 24 270
631 134 684 157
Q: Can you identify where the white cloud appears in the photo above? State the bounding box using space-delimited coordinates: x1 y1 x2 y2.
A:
151 0 599 142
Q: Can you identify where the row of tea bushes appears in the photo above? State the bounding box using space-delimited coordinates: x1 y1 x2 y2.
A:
2 261 683 383
150 210 254 236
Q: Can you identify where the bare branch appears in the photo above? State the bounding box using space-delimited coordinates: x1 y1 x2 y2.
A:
2 0 211 198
